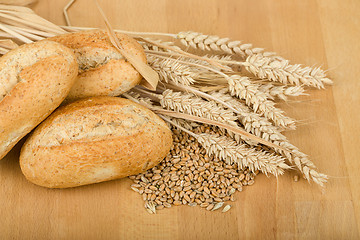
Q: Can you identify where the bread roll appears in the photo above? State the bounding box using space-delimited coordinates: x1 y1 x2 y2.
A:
49 30 147 101
0 40 78 160
20 97 172 188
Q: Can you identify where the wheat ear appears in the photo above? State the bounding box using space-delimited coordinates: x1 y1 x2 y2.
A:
211 90 328 186
175 31 332 89
128 88 283 150
152 61 295 130
245 54 333 89
164 116 290 177
196 133 291 176
228 75 296 129
159 89 238 127
258 84 306 101
147 55 197 86
176 31 273 58
210 90 286 139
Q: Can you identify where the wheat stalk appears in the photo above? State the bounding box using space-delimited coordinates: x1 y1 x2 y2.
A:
138 37 231 71
140 39 182 52
0 38 17 54
94 0 160 91
63 0 75 26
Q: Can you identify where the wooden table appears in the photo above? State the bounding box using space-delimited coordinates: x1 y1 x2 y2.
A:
1 0 359 239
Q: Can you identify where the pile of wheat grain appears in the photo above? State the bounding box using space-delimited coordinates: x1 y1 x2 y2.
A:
130 125 257 213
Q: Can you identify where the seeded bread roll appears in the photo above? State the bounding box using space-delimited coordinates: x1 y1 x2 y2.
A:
0 40 78 160
20 97 172 188
49 30 147 101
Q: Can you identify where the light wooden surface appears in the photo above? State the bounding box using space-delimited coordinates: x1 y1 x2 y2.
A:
1 0 359 239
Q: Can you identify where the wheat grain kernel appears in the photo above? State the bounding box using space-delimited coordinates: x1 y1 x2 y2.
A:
222 205 231 213
170 190 175 198
200 202 209 208
204 186 210 194
174 193 180 201
195 199 202 204
164 175 170 182
205 198 213 203
163 202 172 208
223 196 230 201
156 205 164 210
203 192 210 199
152 174 161 180
131 187 140 193
141 176 149 183
159 184 166 191
149 186 157 191
212 202 224 211
183 193 190 202
183 181 191 187
206 204 214 211
150 194 156 201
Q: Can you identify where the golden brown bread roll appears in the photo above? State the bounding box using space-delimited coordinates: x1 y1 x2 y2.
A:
49 30 147 101
20 97 172 188
0 40 78 160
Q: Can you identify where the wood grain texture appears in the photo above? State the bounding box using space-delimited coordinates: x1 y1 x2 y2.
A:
1 0 359 239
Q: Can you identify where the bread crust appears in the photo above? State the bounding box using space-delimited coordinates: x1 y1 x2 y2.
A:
20 97 172 188
49 30 147 100
0 41 78 159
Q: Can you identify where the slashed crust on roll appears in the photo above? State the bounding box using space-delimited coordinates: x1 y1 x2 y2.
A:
20 97 172 188
49 30 147 101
